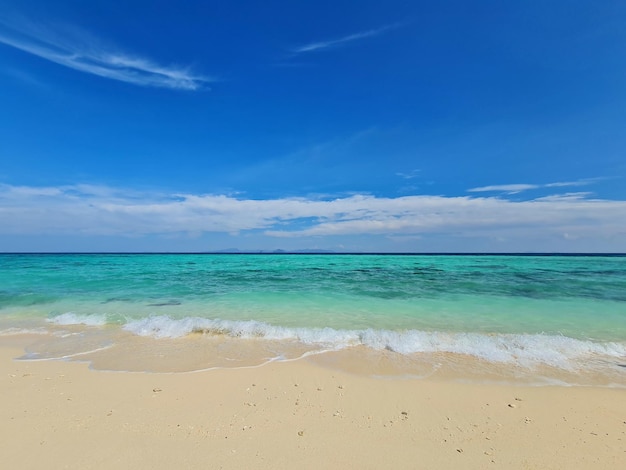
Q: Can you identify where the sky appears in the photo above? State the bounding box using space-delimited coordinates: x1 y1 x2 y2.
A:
1 0 625 252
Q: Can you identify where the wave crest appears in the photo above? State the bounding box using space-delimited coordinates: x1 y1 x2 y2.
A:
120 315 626 370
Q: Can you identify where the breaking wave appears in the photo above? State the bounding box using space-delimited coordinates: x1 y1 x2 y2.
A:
43 313 626 372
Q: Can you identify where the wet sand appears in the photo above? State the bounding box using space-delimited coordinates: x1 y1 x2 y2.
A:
1 337 625 469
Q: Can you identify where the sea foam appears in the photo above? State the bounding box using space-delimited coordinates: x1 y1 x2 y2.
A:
120 315 626 371
49 312 109 327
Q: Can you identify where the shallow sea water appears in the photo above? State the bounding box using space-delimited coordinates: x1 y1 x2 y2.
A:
1 253 625 385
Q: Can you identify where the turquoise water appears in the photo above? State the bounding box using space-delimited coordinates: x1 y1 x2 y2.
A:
1 254 625 380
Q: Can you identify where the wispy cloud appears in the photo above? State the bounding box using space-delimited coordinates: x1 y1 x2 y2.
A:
396 169 420 180
1 185 625 249
468 179 597 195
292 23 400 55
0 18 211 90
468 183 541 194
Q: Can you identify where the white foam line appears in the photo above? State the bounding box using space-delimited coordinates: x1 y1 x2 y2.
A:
0 327 48 336
16 344 114 362
35 313 626 377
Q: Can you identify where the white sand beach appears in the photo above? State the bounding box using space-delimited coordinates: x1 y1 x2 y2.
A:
1 336 625 469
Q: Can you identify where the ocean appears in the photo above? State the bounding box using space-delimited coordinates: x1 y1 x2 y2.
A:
1 253 625 385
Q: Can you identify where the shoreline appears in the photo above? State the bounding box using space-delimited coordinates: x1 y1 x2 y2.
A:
2 338 626 469
6 324 626 387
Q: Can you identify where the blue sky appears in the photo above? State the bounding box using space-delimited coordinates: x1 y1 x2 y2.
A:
1 0 625 252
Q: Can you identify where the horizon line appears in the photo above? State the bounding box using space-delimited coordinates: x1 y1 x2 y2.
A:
1 252 625 256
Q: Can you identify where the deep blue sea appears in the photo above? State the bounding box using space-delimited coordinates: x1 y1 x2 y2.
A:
1 254 625 384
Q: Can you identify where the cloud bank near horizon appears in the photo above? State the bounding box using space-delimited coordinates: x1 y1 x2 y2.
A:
1 184 625 249
0 18 210 90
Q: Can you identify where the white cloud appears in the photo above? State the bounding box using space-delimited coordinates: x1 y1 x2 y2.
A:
396 169 420 180
1 185 625 248
292 23 399 54
468 179 596 194
467 184 539 193
0 18 211 90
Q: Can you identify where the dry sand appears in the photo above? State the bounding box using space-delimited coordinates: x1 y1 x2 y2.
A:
1 337 625 469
